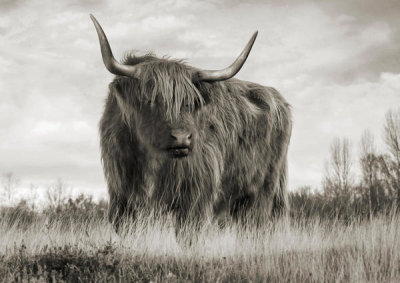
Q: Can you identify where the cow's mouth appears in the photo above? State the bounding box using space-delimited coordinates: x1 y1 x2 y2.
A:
167 147 190 158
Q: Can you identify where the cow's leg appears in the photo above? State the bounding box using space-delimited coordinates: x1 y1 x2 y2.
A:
257 117 291 224
271 159 289 218
174 204 208 247
108 192 137 233
229 192 255 224
213 198 231 228
227 171 268 227
174 212 197 247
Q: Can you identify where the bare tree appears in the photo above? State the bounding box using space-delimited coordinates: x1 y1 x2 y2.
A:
1 172 19 203
46 179 71 209
323 137 354 198
359 130 381 216
384 109 400 165
382 109 400 207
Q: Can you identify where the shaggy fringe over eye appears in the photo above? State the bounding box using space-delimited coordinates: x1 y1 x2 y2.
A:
123 53 204 119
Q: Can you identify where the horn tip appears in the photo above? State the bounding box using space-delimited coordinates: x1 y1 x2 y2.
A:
90 14 97 23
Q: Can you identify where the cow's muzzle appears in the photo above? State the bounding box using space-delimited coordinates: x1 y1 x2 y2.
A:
168 146 191 158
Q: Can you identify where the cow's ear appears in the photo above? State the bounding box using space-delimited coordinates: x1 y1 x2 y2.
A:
110 80 126 101
193 81 211 105
110 80 134 116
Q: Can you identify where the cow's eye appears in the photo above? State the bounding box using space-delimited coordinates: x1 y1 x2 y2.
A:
181 103 190 111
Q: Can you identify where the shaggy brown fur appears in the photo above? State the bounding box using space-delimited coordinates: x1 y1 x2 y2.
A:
99 54 292 232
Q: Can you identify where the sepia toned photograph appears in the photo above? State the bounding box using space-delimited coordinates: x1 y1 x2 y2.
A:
0 0 399 281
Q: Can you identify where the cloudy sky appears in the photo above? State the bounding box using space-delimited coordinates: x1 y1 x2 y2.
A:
1 0 400 200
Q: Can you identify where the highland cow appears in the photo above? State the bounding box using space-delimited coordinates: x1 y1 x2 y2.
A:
91 15 292 234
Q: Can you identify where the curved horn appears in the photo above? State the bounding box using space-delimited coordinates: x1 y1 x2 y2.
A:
193 31 258 82
90 14 139 77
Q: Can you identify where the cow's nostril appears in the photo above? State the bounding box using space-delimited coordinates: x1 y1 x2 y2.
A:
187 133 192 140
170 134 177 140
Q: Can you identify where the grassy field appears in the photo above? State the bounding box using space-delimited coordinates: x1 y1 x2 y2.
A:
0 211 399 282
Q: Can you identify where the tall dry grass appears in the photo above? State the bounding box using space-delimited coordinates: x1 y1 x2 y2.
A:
0 209 399 282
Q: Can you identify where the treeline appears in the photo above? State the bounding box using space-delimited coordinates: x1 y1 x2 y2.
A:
290 109 400 221
0 193 108 229
0 177 108 227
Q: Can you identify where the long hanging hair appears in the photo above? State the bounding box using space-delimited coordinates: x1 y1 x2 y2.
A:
102 53 291 217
